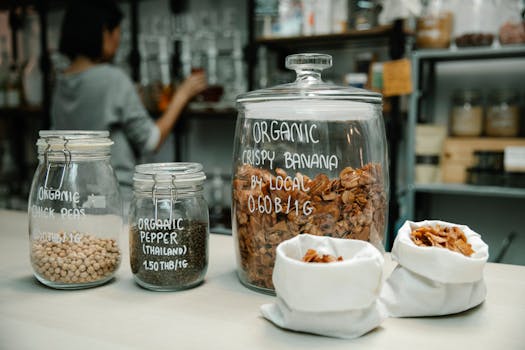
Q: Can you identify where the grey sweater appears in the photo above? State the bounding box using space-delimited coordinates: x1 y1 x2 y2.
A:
51 64 159 202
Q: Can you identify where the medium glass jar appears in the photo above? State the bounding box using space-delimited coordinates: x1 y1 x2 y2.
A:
498 0 525 45
232 53 389 293
416 0 453 49
450 90 483 137
129 163 209 291
485 90 520 137
28 131 122 289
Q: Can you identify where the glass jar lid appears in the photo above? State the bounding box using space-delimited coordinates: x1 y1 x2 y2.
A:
488 89 519 104
133 163 206 189
36 130 113 153
452 89 482 104
236 53 381 104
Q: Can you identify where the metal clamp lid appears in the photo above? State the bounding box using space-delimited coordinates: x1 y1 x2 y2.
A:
43 136 72 190
133 163 206 221
152 173 179 222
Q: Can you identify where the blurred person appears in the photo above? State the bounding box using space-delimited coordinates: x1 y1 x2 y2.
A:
52 0 207 204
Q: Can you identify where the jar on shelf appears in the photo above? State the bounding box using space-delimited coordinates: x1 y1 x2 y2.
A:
232 53 389 293
28 131 122 289
450 89 483 137
129 163 209 291
350 0 380 31
485 89 520 137
416 0 453 49
453 0 498 47
498 0 525 45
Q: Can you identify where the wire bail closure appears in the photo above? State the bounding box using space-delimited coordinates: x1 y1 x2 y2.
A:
152 173 178 222
43 137 72 190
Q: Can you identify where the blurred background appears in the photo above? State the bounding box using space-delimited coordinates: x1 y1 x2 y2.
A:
0 0 524 263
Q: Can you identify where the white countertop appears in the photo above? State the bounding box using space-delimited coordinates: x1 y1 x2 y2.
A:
1 209 524 349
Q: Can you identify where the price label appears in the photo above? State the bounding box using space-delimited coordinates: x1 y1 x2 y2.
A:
382 58 413 97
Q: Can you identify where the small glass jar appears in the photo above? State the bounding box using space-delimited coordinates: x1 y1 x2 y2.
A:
485 90 520 137
129 163 209 291
28 131 122 289
450 90 483 137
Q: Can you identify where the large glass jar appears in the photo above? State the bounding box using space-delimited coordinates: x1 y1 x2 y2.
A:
232 54 389 293
129 163 209 291
28 131 122 289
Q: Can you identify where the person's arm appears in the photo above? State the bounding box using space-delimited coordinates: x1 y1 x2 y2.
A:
154 72 207 150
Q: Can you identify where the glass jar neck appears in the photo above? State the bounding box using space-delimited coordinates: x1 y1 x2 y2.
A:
38 152 111 163
294 69 323 84
37 132 113 162
133 184 204 199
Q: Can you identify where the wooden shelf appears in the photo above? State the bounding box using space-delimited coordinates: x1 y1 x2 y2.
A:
413 44 525 62
413 183 525 199
0 106 44 118
256 24 395 48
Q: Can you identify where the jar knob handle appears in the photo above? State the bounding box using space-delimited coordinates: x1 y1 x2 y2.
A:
286 53 332 84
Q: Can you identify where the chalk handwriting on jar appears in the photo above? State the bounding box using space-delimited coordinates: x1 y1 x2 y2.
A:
252 121 320 144
140 230 179 245
138 217 184 231
142 244 187 256
248 193 313 216
284 151 339 171
31 205 56 218
38 186 80 204
143 259 188 271
242 149 276 169
38 231 82 244
60 207 86 218
250 174 310 192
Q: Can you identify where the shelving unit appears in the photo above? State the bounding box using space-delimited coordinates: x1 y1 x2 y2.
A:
405 45 525 220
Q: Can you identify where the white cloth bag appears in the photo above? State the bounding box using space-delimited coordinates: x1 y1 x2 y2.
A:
380 220 489 317
261 234 386 339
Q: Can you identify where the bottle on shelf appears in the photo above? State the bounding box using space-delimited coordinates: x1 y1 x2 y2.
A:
450 89 483 137
22 11 42 107
157 36 173 113
0 37 9 108
6 61 21 108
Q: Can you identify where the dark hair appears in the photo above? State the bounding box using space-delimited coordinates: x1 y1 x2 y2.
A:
59 0 123 61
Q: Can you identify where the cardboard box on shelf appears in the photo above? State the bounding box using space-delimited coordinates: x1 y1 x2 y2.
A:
441 137 525 183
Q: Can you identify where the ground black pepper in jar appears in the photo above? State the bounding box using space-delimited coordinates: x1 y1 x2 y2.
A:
129 163 209 291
